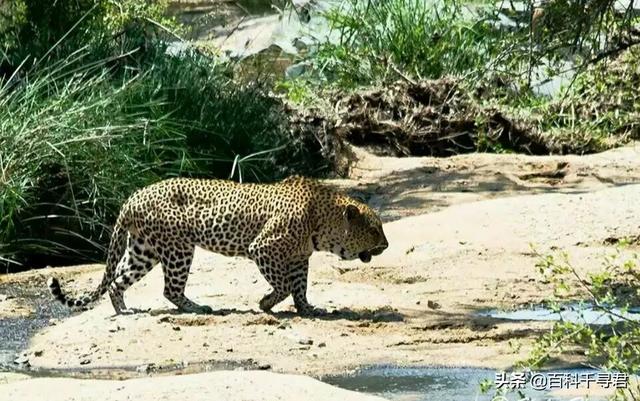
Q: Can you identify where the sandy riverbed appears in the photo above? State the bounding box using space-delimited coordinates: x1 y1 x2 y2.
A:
1 144 639 397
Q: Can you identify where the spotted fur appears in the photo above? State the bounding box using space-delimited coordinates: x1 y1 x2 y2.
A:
47 176 388 315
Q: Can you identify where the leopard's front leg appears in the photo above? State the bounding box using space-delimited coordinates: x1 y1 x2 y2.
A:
248 218 321 315
256 257 292 312
289 260 325 316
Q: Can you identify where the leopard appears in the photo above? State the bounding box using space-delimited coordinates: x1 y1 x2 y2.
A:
47 175 388 316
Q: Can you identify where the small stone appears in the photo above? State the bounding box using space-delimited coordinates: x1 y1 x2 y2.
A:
427 300 441 310
226 348 233 353
285 61 309 80
172 326 181 331
202 342 209 347
14 355 29 365
257 363 271 370
416 300 421 305
298 338 313 346
136 363 155 373
33 350 44 357
0 294 7 302
136 365 148 373
79 358 91 365
317 342 326 348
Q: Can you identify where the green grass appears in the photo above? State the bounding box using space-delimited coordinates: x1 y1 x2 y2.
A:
0 46 328 271
309 0 503 87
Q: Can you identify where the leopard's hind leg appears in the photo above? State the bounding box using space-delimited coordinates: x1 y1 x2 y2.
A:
109 235 158 314
158 244 213 314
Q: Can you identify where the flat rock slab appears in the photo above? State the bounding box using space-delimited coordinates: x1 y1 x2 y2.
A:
0 370 388 401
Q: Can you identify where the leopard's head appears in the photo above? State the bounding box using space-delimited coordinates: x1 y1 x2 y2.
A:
334 202 388 263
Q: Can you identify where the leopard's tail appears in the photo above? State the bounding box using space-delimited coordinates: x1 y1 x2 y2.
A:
47 209 131 309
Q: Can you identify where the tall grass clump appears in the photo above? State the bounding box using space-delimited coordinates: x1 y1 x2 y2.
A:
0 45 325 271
313 0 502 86
0 51 193 269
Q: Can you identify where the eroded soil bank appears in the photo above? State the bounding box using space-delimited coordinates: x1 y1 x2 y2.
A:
0 144 639 401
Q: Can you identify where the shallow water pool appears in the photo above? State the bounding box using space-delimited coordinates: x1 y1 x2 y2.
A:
478 303 640 325
322 366 608 401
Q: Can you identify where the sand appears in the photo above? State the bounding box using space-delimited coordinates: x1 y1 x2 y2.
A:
2 143 639 398
0 370 388 401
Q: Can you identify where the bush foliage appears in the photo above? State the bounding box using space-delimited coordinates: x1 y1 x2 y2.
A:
0 1 328 270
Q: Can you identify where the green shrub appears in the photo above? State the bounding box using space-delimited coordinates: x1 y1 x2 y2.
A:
524 247 640 399
310 0 502 87
0 46 327 271
0 0 179 70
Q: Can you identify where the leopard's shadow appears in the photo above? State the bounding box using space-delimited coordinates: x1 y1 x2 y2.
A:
142 306 405 322
146 307 261 317
272 307 406 322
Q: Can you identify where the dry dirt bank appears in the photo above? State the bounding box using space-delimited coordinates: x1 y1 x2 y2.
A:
1 144 639 378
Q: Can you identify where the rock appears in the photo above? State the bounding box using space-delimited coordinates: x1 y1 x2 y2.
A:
298 338 313 346
136 364 155 374
427 300 441 310
317 342 326 348
277 322 290 330
285 61 311 80
285 62 309 80
285 332 313 345
13 355 29 366
79 359 91 365
257 363 271 370
292 38 308 52
33 350 43 357
172 326 181 331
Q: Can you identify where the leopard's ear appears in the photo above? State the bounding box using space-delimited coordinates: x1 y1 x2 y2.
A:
344 204 360 223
